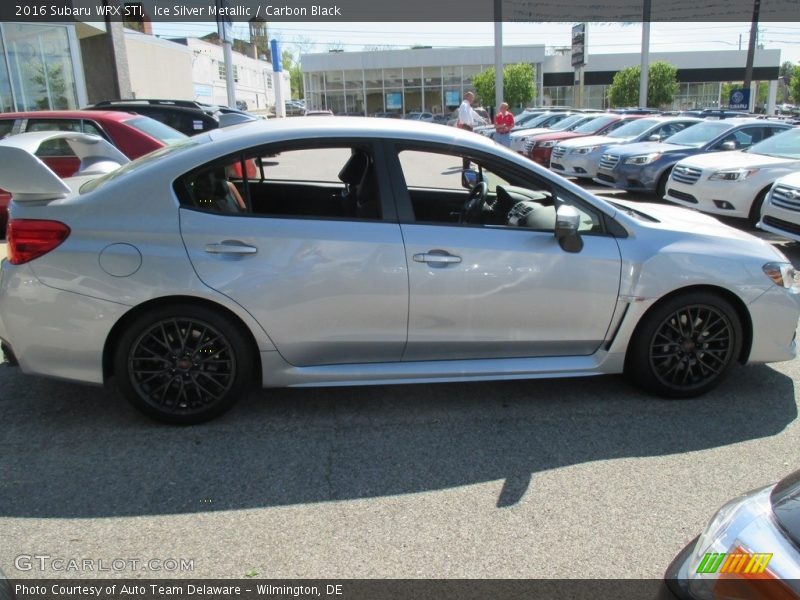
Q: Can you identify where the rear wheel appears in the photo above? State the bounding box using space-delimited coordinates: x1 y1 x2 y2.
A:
626 292 742 398
114 304 253 424
656 169 671 200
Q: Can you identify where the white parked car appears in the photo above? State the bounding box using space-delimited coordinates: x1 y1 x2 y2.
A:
664 126 800 224
550 116 701 180
0 120 799 424
759 171 800 242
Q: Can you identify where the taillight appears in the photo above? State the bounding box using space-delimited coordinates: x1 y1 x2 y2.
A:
6 219 71 265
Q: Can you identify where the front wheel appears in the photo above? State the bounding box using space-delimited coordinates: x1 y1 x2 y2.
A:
748 188 769 228
114 304 253 424
625 292 743 398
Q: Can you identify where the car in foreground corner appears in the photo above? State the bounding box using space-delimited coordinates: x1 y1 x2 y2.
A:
0 118 798 424
594 118 791 197
759 172 800 242
659 468 800 599
664 126 800 224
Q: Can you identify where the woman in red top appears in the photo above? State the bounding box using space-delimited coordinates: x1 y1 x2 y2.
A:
494 102 515 148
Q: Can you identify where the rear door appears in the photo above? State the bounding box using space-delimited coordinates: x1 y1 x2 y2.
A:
178 139 410 367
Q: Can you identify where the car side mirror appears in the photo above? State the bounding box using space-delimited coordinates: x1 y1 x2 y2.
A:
554 205 583 253
462 169 480 188
648 134 662 142
719 140 736 151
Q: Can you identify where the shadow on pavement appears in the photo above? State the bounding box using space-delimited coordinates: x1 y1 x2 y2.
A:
0 361 795 518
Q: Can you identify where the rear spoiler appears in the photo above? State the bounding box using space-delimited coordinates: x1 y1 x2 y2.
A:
0 131 129 201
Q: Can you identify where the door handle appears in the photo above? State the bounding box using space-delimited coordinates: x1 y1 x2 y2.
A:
413 251 462 265
204 241 258 255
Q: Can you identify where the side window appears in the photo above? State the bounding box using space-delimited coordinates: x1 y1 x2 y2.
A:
657 123 686 139
719 128 760 149
26 119 81 157
175 144 383 221
81 121 105 138
0 119 14 139
396 147 601 233
762 126 786 140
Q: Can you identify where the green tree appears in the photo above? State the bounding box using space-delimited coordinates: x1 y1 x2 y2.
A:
790 65 800 104
280 49 304 99
472 63 536 109
607 61 679 108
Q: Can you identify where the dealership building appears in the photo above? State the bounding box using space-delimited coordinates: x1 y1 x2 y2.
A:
300 45 782 115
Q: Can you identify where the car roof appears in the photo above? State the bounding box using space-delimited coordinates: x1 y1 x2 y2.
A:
208 116 498 151
0 110 142 123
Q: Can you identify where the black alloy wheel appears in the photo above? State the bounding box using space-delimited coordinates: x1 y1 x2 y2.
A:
626 292 742 398
115 305 252 424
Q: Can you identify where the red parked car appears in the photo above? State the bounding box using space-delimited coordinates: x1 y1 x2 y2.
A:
0 110 186 237
524 113 645 167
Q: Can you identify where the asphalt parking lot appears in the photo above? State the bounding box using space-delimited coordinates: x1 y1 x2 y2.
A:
0 181 799 581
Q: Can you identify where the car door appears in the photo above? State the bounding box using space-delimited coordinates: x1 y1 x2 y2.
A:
178 140 409 367
388 144 622 362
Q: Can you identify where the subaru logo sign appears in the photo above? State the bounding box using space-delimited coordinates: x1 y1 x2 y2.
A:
728 88 750 110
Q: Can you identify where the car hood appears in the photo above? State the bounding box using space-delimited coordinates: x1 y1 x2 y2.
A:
675 150 800 171
535 131 588 142
608 141 692 157
611 198 785 248
775 172 800 188
510 127 551 139
558 135 617 148
770 468 800 550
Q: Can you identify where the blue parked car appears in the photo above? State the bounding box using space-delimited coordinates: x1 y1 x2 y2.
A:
593 118 792 197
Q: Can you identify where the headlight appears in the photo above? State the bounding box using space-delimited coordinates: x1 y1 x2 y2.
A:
709 168 760 181
535 140 557 148
763 262 800 293
624 152 661 165
574 145 600 154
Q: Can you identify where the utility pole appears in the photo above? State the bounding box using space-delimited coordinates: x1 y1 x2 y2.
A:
494 0 503 113
217 0 236 108
743 0 761 112
638 0 651 108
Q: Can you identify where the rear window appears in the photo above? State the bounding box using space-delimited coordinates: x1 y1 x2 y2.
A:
125 116 188 145
80 137 200 194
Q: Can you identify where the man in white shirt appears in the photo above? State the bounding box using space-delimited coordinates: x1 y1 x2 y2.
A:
457 91 476 169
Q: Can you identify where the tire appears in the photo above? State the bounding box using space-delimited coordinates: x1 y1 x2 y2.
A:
114 304 253 424
625 291 743 399
748 188 769 228
656 169 671 201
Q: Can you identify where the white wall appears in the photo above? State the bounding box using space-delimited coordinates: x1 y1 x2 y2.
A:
124 31 193 100
185 38 288 112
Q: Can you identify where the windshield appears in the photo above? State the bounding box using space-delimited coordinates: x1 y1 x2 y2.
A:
515 113 553 129
745 128 799 159
607 118 659 139
80 137 201 194
126 116 187 145
664 120 732 147
573 115 618 134
550 114 590 131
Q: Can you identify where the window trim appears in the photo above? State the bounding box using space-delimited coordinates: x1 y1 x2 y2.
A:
383 139 613 236
173 137 399 223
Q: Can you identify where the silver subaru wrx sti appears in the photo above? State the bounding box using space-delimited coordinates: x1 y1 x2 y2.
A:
0 120 798 424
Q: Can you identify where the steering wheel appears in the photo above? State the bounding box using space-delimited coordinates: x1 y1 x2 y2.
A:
460 181 488 223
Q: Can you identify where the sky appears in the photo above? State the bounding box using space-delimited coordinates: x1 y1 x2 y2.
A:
151 21 800 65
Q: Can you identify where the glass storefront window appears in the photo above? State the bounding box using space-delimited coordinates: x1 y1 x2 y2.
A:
3 23 79 111
423 66 442 86
0 34 12 112
343 70 362 91
443 66 460 86
364 69 382 88
461 65 483 88
384 68 402 88
324 71 343 91
403 67 422 87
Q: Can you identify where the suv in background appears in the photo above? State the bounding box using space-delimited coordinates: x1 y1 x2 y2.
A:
85 99 258 135
593 118 791 197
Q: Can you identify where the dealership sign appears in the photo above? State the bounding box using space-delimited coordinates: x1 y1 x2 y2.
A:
728 88 750 110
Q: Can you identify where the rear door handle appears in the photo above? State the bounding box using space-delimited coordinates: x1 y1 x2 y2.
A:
204 241 258 255
413 251 462 265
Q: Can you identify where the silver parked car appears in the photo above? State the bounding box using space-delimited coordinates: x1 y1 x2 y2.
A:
0 119 799 424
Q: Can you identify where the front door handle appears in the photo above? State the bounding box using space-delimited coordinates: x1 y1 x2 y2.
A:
204 241 258 255
413 251 462 265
